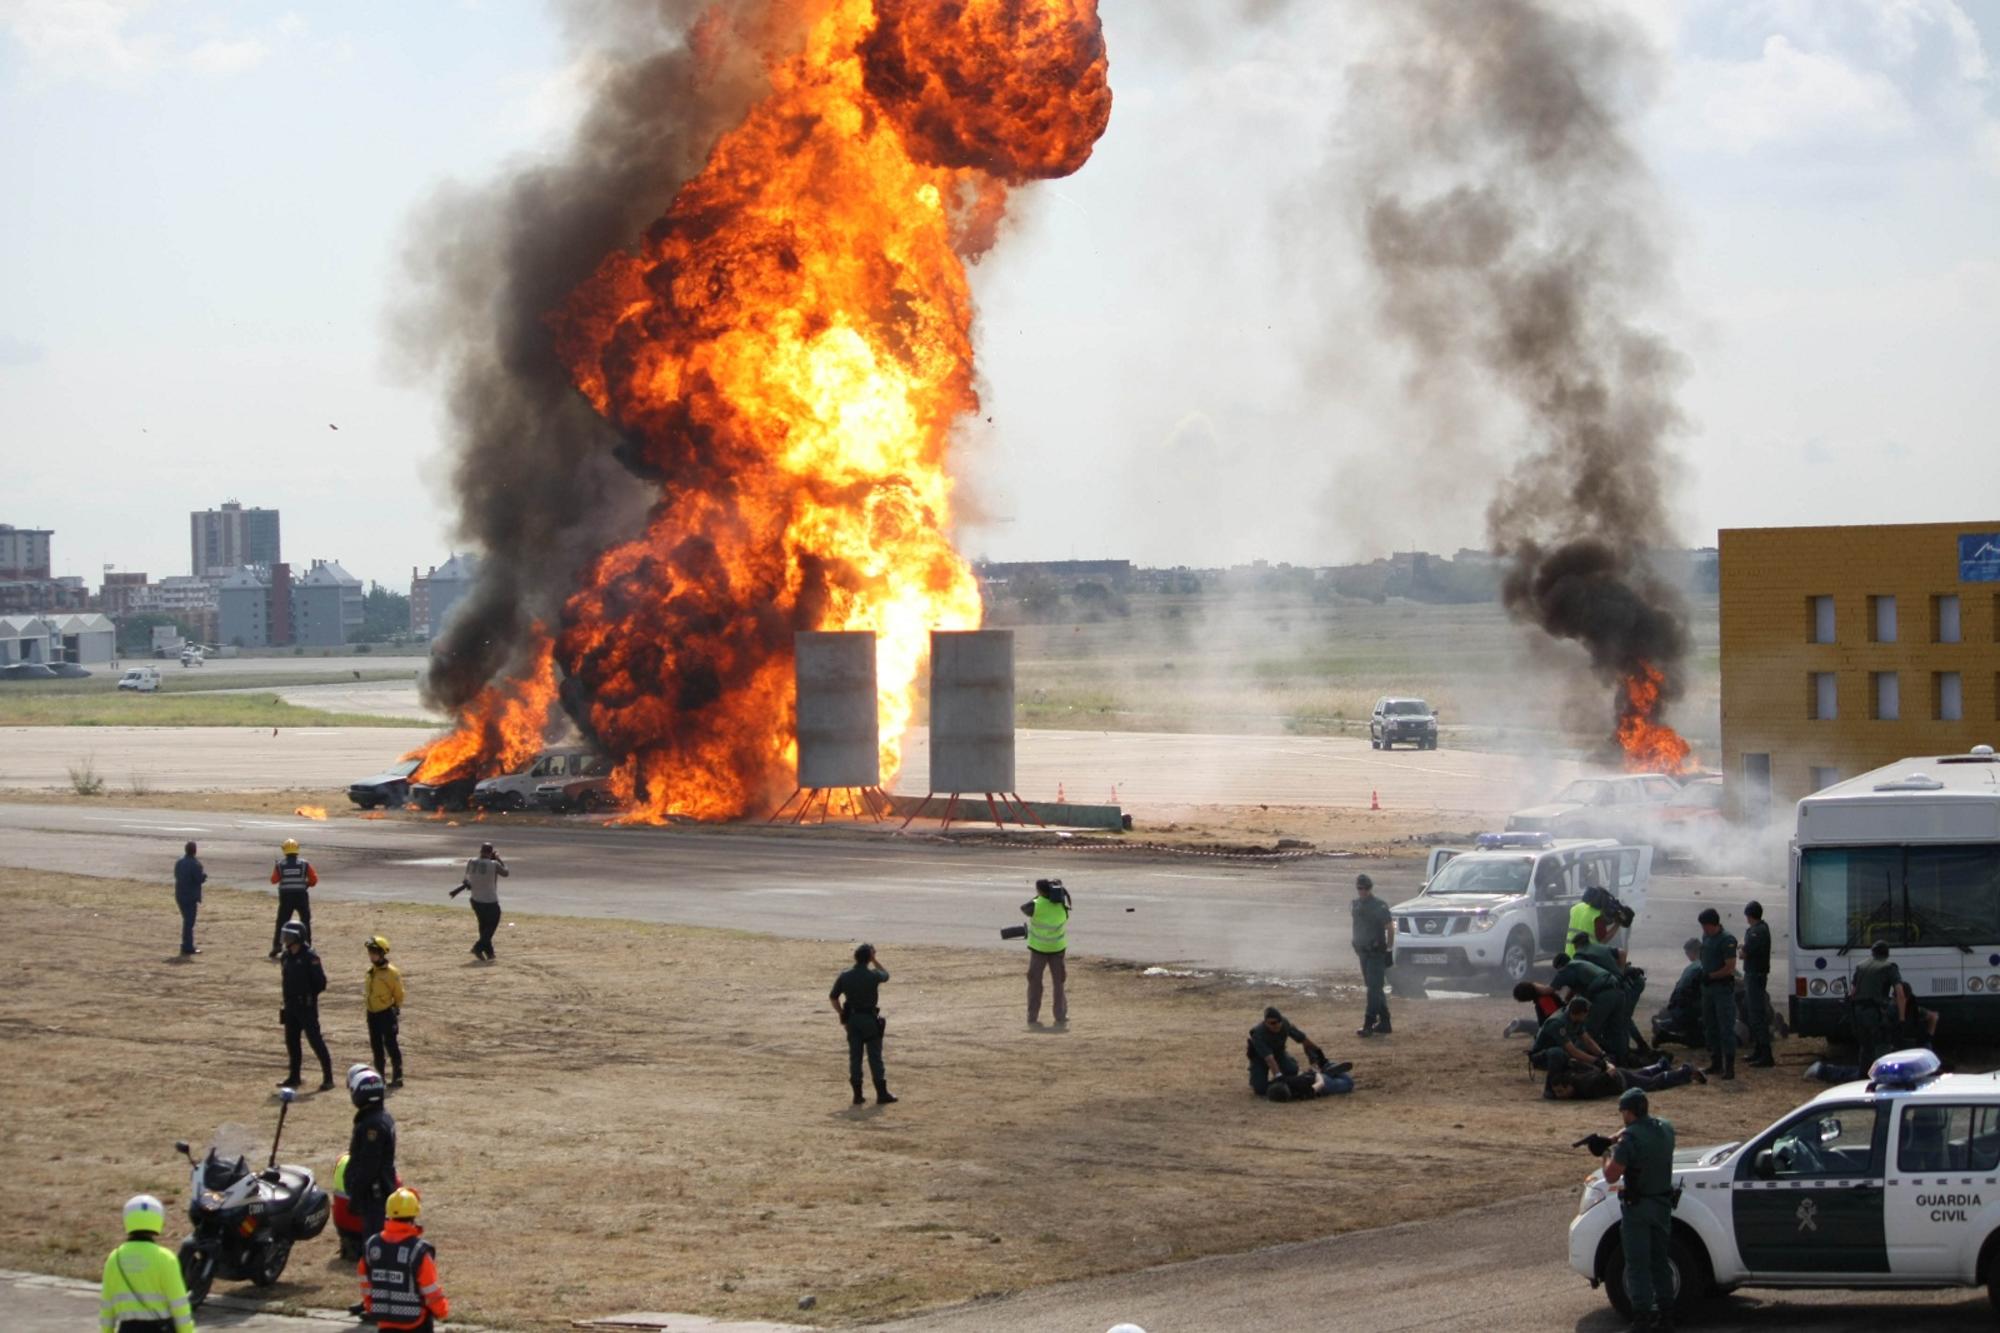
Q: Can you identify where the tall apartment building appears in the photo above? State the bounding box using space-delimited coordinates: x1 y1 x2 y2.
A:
1719 521 2000 814
217 560 360 648
190 502 281 578
99 571 151 618
410 553 479 640
0 524 53 579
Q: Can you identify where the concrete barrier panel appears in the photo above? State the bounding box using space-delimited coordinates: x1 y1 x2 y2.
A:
795 631 880 788
929 630 1014 792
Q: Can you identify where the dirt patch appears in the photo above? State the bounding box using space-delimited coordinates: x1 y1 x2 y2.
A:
1 872 1813 1329
0 788 351 814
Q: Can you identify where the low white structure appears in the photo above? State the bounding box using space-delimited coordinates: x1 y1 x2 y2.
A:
0 612 113 665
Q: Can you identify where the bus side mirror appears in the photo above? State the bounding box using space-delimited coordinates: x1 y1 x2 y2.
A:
1753 1150 1775 1180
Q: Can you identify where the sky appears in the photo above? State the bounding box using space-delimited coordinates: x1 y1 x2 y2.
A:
2 0 1997 592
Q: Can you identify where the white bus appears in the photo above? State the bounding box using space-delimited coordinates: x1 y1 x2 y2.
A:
1791 745 2000 1038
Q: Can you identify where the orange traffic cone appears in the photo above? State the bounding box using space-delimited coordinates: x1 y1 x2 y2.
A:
1109 784 1119 804
1057 781 1066 803
1370 789 1381 811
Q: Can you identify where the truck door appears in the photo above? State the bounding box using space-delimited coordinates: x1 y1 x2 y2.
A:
1732 1102 1888 1276
1885 1101 2000 1276
1423 848 1462 885
1535 854 1576 954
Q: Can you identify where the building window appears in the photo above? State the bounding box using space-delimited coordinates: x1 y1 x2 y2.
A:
1810 766 1840 792
1809 672 1838 720
1932 594 1961 644
1741 753 1772 812
1872 671 1900 721
1808 595 1836 644
1935 672 1963 722
1869 595 1897 643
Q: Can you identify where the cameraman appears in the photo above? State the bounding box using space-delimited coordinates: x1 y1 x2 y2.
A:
1021 879 1071 1029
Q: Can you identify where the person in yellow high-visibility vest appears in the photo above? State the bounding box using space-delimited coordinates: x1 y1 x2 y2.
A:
99 1194 195 1333
1020 878 1071 1028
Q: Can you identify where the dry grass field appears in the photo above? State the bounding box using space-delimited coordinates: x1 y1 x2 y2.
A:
2 871 1810 1328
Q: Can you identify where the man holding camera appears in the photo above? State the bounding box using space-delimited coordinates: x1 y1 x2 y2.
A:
829 943 896 1107
1020 878 1071 1029
1352 873 1395 1038
451 841 509 961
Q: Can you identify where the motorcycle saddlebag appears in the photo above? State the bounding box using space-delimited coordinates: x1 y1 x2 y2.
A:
295 1186 331 1239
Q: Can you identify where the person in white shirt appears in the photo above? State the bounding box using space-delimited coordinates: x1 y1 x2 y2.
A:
452 842 509 960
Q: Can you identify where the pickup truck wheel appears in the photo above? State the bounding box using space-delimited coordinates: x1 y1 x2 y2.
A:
1498 929 1535 989
1370 737 1381 750
1602 1231 1703 1318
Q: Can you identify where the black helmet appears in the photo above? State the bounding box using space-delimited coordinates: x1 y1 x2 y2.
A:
281 922 305 943
1265 1080 1294 1103
350 1069 386 1109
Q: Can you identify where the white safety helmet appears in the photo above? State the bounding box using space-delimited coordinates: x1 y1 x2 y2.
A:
123 1194 166 1234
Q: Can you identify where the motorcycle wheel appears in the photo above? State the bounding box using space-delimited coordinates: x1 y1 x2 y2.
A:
250 1236 293 1287
179 1239 216 1310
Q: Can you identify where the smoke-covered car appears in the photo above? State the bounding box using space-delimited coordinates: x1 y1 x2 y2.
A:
409 775 477 812
1393 834 1653 989
471 747 594 812
1507 773 1684 844
1654 774 1725 865
532 753 620 813
346 759 420 811
1370 696 1439 751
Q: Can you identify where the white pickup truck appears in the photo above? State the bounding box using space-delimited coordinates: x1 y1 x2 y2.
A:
1391 833 1654 989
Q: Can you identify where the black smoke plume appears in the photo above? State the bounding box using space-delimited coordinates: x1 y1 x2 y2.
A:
392 0 791 712
1352 0 1691 751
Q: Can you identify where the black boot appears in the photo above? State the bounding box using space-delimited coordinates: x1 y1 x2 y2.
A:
1748 1044 1775 1068
1722 1057 1736 1081
875 1081 898 1105
851 1081 865 1106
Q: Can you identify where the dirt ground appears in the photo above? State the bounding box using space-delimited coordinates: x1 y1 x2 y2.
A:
0 872 1817 1329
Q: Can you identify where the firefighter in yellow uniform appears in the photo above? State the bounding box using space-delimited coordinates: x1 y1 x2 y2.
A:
365 935 406 1087
359 1188 449 1332
99 1194 195 1333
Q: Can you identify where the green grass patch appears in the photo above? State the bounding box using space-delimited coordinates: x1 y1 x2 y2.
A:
0 691 426 728
3 667 418 697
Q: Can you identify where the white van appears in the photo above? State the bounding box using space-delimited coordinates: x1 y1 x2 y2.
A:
117 667 161 693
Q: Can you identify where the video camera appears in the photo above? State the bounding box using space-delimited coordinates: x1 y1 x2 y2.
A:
1000 878 1071 940
1583 884 1635 930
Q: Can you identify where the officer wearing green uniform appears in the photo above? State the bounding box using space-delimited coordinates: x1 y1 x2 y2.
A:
1551 953 1621 1050
1741 901 1775 1067
99 1194 195 1333
1352 874 1395 1037
1572 931 1634 1061
830 943 897 1106
1697 907 1737 1080
1851 940 1903 1065
1605 1087 1676 1330
1531 997 1605 1098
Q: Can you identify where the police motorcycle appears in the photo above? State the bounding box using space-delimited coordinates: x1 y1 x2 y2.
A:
172 1087 330 1308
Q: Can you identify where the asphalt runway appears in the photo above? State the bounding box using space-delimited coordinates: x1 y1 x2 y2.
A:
0 801 1768 983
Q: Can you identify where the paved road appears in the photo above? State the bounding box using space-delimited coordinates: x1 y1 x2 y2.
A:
0 723 1583 816
877 1190 1985 1331
0 801 1770 982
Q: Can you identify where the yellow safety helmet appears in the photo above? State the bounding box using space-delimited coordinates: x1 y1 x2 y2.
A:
366 934 391 955
123 1194 165 1234
385 1187 421 1221
281 838 301 855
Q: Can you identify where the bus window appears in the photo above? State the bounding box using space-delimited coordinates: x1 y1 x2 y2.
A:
1798 848 1900 949
1905 847 2000 945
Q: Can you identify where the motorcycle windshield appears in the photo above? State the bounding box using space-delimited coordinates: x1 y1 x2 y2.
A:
201 1123 261 1189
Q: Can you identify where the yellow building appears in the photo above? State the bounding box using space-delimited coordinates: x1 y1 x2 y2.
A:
1719 521 2000 814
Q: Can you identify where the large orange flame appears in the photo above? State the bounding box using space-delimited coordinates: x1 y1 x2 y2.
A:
409 632 560 785
544 0 1109 822
1616 663 1695 775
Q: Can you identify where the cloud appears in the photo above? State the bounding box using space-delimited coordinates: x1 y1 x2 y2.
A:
0 333 49 367
1675 33 1916 153
2 0 271 83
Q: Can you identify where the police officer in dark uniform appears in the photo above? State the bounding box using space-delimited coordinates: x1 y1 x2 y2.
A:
1603 1086 1677 1330
1697 907 1738 1080
1571 931 1635 1062
1551 951 1622 1052
1851 940 1903 1065
1352 874 1395 1038
1741 901 1775 1067
277 922 334 1091
829 943 896 1107
346 1068 399 1243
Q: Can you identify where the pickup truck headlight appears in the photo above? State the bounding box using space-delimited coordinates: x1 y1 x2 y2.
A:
1465 913 1499 933
1576 1176 1610 1218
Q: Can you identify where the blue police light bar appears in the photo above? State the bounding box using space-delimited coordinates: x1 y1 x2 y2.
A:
1867 1048 1943 1090
1475 831 1556 850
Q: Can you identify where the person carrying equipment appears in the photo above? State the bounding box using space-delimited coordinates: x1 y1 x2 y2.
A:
829 943 897 1106
451 842 508 960
99 1194 195 1333
347 1068 398 1241
277 922 334 1091
357 1188 448 1332
1021 878 1071 1028
268 838 318 958
364 936 405 1087
1602 1088 1677 1330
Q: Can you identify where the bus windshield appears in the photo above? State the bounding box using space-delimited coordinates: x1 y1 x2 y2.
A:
1798 845 2000 950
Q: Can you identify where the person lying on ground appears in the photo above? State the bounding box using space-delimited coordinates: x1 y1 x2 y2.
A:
1263 1056 1357 1103
1247 1007 1324 1097
1548 1057 1708 1101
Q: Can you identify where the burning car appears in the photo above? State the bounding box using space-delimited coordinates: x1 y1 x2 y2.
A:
471 747 595 813
532 753 620 814
1507 773 1685 845
347 759 419 811
409 775 478 813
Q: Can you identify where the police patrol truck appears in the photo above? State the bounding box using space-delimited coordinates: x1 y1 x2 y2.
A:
1569 1050 2000 1317
1790 746 2000 1039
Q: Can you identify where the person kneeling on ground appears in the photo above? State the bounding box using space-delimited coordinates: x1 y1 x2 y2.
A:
1264 1055 1357 1103
1548 1056 1707 1101
1248 1007 1323 1097
1530 996 1607 1098
1651 938 1706 1049
1506 980 1562 1038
